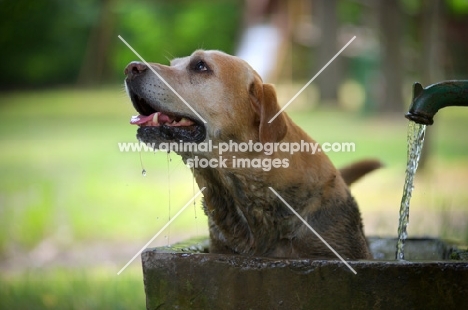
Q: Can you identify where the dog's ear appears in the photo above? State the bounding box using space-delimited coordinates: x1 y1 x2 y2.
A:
250 79 287 143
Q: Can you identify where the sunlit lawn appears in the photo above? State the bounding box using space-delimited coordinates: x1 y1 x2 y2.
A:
0 266 145 309
1 86 468 309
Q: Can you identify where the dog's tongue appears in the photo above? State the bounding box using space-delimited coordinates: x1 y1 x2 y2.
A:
130 112 192 127
130 114 155 125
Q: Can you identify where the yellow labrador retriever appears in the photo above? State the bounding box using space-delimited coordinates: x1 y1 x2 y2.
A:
124 50 379 259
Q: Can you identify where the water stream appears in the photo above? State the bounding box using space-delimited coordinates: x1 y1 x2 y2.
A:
396 121 427 260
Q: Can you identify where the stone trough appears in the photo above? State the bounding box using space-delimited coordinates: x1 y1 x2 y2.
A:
141 237 468 309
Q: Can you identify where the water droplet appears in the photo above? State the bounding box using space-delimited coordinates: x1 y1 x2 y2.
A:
142 169 147 176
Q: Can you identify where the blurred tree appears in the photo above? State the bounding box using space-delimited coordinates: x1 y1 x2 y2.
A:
447 0 468 14
0 0 242 89
78 0 117 85
315 0 341 106
418 0 444 169
445 0 468 79
378 0 404 113
0 0 92 88
110 0 242 82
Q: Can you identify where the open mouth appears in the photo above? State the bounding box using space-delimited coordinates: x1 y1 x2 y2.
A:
128 91 206 145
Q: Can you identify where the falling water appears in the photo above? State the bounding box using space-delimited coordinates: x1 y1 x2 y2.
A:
139 146 146 176
396 121 427 260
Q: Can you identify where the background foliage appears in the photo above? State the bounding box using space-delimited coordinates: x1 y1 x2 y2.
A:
0 0 242 88
2 0 468 88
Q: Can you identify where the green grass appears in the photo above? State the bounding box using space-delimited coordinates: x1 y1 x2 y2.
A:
1 86 468 309
0 267 145 309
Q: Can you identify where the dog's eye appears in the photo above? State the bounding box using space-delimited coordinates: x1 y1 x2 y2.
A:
194 60 208 72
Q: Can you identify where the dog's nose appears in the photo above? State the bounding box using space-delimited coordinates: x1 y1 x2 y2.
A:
124 61 147 78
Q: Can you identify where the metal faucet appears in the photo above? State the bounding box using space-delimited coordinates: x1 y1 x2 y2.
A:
405 80 468 125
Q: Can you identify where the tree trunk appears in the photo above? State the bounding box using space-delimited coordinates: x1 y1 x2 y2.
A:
315 0 340 106
418 0 444 169
378 0 404 113
78 0 116 85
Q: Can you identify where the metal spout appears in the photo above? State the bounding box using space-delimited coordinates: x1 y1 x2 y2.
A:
405 80 468 125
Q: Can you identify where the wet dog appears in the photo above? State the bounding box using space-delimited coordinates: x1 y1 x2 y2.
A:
124 50 379 259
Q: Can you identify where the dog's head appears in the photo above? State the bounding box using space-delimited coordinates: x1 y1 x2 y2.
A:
125 50 287 154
